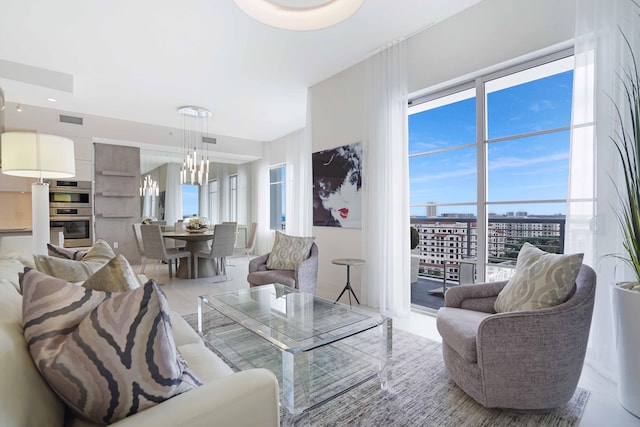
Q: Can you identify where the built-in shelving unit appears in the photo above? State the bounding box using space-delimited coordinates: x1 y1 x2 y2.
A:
94 143 140 262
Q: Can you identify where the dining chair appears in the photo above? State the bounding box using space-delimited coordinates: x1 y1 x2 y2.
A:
234 222 257 259
140 224 192 278
132 223 146 273
193 223 237 279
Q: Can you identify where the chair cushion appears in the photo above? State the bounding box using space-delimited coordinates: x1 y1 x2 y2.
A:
494 243 583 313
248 270 296 288
82 254 142 292
22 270 201 424
266 231 314 271
436 307 492 363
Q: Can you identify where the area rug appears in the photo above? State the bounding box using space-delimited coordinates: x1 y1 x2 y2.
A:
181 312 589 427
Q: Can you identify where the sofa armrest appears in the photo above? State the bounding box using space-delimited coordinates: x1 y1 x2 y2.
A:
248 253 270 273
443 281 507 311
111 369 279 427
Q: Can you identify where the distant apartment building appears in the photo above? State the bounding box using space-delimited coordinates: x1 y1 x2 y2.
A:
411 213 564 283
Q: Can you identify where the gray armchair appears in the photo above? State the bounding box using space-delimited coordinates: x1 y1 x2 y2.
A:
436 264 596 411
247 243 319 294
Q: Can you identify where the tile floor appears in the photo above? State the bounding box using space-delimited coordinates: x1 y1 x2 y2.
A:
136 255 640 427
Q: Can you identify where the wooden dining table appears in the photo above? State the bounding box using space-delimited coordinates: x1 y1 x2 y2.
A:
162 230 216 279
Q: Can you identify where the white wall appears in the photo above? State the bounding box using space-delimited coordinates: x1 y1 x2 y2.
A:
309 0 577 303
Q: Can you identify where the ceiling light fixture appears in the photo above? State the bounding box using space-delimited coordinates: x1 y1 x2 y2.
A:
178 106 211 186
233 0 365 31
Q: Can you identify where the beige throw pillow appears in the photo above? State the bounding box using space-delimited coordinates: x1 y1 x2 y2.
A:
266 231 315 271
82 254 141 292
81 239 116 263
494 243 584 313
34 239 116 282
33 255 104 282
22 270 201 424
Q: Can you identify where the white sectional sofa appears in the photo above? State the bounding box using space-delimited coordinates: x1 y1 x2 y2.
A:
0 252 280 427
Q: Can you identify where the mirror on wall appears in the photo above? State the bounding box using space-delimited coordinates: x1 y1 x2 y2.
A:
139 148 239 227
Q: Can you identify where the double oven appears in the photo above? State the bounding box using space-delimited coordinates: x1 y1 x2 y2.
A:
49 180 94 248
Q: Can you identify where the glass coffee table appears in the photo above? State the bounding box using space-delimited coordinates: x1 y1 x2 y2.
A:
197 284 392 425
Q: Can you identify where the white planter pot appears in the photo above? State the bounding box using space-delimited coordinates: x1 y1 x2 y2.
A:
612 283 640 418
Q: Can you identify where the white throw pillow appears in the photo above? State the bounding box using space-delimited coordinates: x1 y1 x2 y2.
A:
494 243 584 313
266 231 315 271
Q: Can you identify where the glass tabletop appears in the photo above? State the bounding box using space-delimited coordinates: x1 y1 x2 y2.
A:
199 284 388 353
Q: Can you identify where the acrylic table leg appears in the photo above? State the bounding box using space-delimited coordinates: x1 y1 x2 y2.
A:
378 318 392 389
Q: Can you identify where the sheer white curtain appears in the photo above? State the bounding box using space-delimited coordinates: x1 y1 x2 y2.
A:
164 162 182 225
284 127 313 237
566 0 640 381
253 145 272 255
361 41 411 316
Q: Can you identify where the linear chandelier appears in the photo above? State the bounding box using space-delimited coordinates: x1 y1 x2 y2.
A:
140 174 159 196
233 0 365 31
178 106 211 186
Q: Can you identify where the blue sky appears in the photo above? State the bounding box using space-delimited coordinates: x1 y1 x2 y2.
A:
409 70 574 217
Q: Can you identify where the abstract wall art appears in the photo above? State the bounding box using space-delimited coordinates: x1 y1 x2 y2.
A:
312 142 362 228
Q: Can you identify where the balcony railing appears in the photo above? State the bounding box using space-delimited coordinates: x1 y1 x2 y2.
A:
410 215 565 311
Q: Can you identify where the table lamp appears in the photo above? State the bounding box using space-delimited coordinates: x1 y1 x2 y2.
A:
1 132 75 255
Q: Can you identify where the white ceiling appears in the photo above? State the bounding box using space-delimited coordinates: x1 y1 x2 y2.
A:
0 0 479 142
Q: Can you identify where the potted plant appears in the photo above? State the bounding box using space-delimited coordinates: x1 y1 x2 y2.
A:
410 226 420 283
611 27 640 418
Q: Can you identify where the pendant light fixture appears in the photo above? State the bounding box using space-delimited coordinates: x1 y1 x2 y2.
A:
140 174 159 196
178 106 211 186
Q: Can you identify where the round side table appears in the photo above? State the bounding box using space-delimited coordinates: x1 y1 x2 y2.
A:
332 258 365 306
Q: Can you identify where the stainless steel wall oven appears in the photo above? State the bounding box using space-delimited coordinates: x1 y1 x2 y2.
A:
49 180 94 248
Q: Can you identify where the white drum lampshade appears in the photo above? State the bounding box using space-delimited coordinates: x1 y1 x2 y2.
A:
1 132 76 255
1 132 75 179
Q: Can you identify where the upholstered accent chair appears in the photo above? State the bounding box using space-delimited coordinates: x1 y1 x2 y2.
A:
436 264 596 411
247 242 319 294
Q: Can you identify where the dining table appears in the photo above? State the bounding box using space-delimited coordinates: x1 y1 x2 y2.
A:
162 230 216 279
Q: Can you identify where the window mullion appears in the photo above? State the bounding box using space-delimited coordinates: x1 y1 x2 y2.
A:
476 76 487 283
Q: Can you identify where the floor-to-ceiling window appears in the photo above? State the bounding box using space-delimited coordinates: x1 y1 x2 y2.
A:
409 50 574 309
182 184 199 218
270 165 286 230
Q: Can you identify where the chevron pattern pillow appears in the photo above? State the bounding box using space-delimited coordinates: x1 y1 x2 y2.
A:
22 269 201 424
494 243 584 313
47 243 88 260
266 231 314 271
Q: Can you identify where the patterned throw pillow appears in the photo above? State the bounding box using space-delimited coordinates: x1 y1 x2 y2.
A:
266 231 315 271
34 239 116 282
47 243 88 261
494 243 584 313
33 255 105 282
22 270 201 424
82 254 141 292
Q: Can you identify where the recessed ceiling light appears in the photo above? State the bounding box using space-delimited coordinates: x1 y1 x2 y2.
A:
47 98 57 102
233 0 365 31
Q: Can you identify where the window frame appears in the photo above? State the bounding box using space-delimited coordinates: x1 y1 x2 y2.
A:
408 48 574 282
